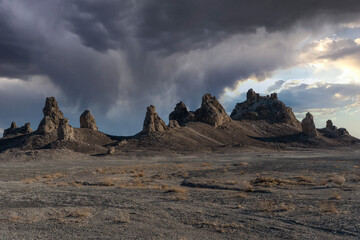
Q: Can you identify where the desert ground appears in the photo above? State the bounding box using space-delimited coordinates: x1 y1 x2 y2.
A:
0 147 358 239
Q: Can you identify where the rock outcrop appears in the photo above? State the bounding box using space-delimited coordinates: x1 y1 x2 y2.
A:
230 89 299 126
107 147 115 155
3 121 33 137
168 120 180 128
301 112 318 137
194 94 231 127
319 119 350 138
57 118 74 141
38 97 64 135
80 110 98 131
143 105 169 134
169 101 195 126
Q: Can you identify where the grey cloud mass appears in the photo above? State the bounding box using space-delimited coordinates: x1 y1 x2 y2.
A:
1 0 360 135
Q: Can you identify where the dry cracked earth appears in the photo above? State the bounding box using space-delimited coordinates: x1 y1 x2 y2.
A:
0 147 359 239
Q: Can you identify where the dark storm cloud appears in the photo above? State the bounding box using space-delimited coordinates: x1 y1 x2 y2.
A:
0 6 39 77
65 0 360 53
1 0 360 135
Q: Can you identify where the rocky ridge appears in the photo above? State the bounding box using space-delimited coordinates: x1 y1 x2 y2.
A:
1 90 358 154
230 89 299 126
3 122 33 137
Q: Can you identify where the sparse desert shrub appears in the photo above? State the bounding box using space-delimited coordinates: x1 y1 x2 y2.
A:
332 175 345 187
167 186 188 194
132 171 145 178
296 175 314 183
113 212 130 223
319 202 338 214
235 193 247 198
239 180 253 192
101 177 115 186
225 180 237 185
259 201 293 213
330 192 341 200
201 162 213 167
67 208 92 218
238 162 249 167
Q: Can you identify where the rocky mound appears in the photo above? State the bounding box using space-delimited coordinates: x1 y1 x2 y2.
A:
80 110 98 131
3 122 33 137
37 97 64 135
301 112 318 137
194 94 231 127
143 105 169 134
169 101 195 126
230 89 299 126
318 120 350 138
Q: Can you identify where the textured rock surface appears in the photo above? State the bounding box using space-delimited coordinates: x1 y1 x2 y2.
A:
231 89 299 126
57 118 74 141
80 110 98 131
143 105 169 134
169 101 195 126
326 120 336 131
107 147 115 155
194 94 231 127
301 112 318 137
38 97 64 135
320 119 350 138
169 120 180 128
3 122 33 137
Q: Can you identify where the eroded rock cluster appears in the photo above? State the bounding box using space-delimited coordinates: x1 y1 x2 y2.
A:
320 119 349 138
3 121 33 137
143 105 169 134
169 101 195 126
230 89 299 126
195 94 231 127
301 112 318 137
80 110 98 131
37 97 64 135
36 97 76 141
168 94 231 128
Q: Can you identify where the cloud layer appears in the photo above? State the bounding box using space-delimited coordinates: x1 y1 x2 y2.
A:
1 1 360 135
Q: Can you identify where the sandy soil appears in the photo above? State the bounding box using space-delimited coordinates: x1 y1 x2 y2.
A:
0 148 359 239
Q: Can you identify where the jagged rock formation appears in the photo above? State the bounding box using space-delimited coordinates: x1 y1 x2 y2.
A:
326 120 336 131
231 89 299 126
38 97 64 135
194 94 231 127
301 112 318 137
107 147 115 155
169 101 195 126
319 119 350 138
57 118 74 141
3 122 33 137
80 110 98 131
169 120 180 128
143 105 169 134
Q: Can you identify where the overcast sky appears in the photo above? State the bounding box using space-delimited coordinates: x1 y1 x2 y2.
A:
1 0 360 137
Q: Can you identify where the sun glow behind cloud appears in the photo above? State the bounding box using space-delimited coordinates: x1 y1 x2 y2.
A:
221 27 360 137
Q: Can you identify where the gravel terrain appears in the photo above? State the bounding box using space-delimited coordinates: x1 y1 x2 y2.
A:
0 148 359 239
